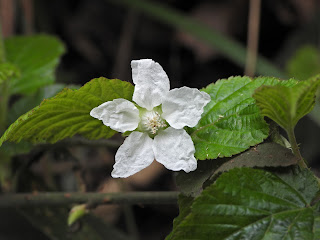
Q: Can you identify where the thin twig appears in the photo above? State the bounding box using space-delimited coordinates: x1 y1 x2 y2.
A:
0 191 179 207
112 9 138 81
245 0 261 77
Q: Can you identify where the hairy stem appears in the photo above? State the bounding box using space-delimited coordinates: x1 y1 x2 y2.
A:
287 128 307 168
0 191 179 207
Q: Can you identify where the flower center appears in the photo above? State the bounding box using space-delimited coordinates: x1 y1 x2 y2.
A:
140 110 166 135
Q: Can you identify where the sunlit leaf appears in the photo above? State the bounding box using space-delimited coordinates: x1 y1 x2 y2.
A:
190 76 297 160
0 78 134 146
253 77 320 132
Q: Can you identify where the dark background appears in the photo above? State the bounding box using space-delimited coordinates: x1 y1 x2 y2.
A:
0 0 320 239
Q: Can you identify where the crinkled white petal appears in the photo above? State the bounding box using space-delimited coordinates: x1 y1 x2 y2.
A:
131 59 170 110
161 87 211 129
90 98 140 133
112 132 155 178
153 127 197 173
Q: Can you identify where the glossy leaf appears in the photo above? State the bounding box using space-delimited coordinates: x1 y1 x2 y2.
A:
190 76 297 160
253 77 320 132
5 35 65 94
0 78 134 146
168 168 320 240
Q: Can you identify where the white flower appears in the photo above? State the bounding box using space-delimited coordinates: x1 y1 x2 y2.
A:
90 59 211 178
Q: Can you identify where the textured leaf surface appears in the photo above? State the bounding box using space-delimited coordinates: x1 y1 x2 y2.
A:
190 76 297 160
7 84 79 124
0 78 134 146
176 142 298 197
253 77 320 132
5 35 65 94
168 168 320 240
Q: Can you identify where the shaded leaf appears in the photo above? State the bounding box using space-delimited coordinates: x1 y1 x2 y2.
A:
212 142 298 178
0 78 134 146
7 84 79 124
175 158 227 197
286 45 320 80
190 76 297 160
5 35 65 94
176 142 298 197
253 77 320 132
166 195 193 240
20 207 130 240
0 62 20 84
168 168 320 240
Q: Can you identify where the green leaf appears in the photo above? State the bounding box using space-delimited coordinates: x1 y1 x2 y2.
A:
286 45 320 80
0 62 20 84
190 76 298 160
7 83 79 124
253 77 320 132
5 34 65 95
68 204 88 226
176 142 298 197
168 168 320 240
166 195 193 240
0 78 134 146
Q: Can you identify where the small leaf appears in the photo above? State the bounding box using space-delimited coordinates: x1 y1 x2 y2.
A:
5 34 65 94
190 76 298 160
0 78 134 146
253 77 320 132
176 142 298 197
68 204 88 226
168 168 320 240
0 62 20 84
286 45 320 80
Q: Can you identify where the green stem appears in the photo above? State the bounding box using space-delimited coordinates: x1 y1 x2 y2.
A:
287 127 307 169
0 23 7 134
0 191 179 207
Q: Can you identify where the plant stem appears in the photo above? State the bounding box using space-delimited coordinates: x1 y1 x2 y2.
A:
245 0 261 77
0 191 179 208
287 127 307 169
0 22 7 134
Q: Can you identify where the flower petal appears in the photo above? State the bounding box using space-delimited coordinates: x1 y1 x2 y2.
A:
111 132 155 178
161 87 211 129
153 127 197 172
90 98 140 133
131 59 170 110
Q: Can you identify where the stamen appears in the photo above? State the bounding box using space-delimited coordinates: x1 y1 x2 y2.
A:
141 110 166 135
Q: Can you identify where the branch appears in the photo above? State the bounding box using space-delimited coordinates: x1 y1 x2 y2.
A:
0 191 179 207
